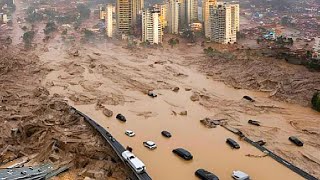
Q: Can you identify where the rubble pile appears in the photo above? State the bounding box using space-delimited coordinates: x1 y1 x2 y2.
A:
0 50 130 179
199 51 320 106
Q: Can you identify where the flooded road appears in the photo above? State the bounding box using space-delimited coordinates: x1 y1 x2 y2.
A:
40 42 319 179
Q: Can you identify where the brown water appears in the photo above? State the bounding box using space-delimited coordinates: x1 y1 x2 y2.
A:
39 42 320 180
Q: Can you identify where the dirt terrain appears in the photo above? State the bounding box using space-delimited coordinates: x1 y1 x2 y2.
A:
35 37 320 179
0 48 131 179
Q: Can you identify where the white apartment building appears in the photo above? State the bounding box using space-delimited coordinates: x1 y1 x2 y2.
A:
142 9 163 44
105 4 113 37
313 37 320 59
0 13 8 24
168 0 180 34
209 2 239 44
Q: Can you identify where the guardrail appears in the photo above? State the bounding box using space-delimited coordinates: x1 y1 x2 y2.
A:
221 125 318 180
71 107 152 180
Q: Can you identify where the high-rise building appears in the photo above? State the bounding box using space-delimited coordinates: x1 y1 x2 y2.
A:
168 0 180 34
142 9 163 44
209 2 239 44
192 0 198 22
99 6 106 20
154 4 168 29
116 0 132 34
202 0 217 38
105 4 113 37
132 0 144 26
116 0 144 34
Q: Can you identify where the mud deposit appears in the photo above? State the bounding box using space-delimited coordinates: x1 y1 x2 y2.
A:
39 40 320 179
0 49 131 179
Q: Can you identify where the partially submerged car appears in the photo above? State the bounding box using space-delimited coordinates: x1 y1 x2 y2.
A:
226 138 240 149
161 130 172 138
243 96 255 102
116 114 126 122
125 130 135 137
232 170 250 180
289 136 303 146
172 148 193 160
255 140 266 146
122 150 146 173
248 120 260 126
195 169 219 180
143 141 157 150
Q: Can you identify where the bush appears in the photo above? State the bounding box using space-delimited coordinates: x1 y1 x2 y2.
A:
311 92 320 112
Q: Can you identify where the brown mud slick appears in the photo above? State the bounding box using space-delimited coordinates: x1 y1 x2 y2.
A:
40 41 319 179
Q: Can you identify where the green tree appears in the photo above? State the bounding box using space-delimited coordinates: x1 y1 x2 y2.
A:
44 21 57 35
84 29 94 40
311 92 320 112
182 30 196 43
168 38 179 48
23 31 35 48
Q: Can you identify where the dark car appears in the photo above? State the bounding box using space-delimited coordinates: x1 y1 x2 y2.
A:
248 120 260 126
195 169 219 180
243 96 255 102
226 138 240 149
161 131 172 138
289 136 303 146
172 148 193 160
116 114 126 122
255 140 266 146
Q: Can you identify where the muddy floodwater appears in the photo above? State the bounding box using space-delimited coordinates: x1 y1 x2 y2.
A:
40 42 320 180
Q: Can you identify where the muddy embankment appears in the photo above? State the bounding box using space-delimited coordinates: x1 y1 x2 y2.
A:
0 48 131 179
187 48 320 107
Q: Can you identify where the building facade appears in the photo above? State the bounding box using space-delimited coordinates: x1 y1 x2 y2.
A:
203 0 217 38
209 2 239 44
142 9 163 44
313 37 320 59
167 0 180 34
116 0 132 34
131 0 144 26
105 4 113 37
116 0 144 34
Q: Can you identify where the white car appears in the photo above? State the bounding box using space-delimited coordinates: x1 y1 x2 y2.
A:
122 150 146 173
125 130 135 137
143 141 157 150
232 170 250 180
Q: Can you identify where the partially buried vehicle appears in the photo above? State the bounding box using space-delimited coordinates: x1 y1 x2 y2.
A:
195 169 219 180
172 148 193 160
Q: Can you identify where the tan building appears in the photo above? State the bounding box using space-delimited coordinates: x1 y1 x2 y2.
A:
116 0 144 34
116 0 132 34
202 0 217 38
209 2 239 44
168 0 180 34
154 4 168 28
142 9 163 44
131 0 144 26
179 0 198 28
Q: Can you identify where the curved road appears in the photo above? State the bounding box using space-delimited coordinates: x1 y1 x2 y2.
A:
71 107 152 180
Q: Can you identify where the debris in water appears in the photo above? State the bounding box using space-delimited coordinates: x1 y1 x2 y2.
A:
179 111 187 116
172 87 180 92
190 92 200 101
103 108 113 117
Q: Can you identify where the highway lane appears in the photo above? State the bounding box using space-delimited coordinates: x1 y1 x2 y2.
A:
72 107 152 180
